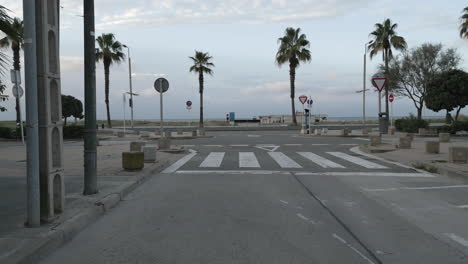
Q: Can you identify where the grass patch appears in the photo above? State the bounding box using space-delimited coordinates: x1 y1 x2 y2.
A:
413 163 439 174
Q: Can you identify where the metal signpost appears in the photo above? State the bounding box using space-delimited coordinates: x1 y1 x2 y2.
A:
299 95 308 134
307 98 313 134
154 78 169 136
372 76 387 134
122 93 127 135
10 70 24 144
389 93 394 127
186 100 192 126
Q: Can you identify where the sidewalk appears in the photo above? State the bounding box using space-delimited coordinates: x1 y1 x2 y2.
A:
0 139 184 264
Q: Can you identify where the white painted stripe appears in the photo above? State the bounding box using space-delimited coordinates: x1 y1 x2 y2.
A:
176 170 291 175
200 152 225 167
268 152 302 168
298 152 345 168
354 138 370 141
239 152 260 168
311 144 330 146
332 234 376 264
456 205 468 209
327 152 387 169
340 144 358 146
279 200 289 205
231 144 249 147
203 145 223 147
162 149 197 173
364 185 468 192
445 233 468 248
350 147 413 170
295 172 434 177
284 144 302 146
248 135 261 137
182 145 195 147
297 213 309 221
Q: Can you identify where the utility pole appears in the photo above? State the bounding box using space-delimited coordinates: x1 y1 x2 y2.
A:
23 0 40 227
123 45 135 128
363 44 367 128
83 0 98 195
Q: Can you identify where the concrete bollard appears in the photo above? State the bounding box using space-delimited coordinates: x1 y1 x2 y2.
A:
418 128 427 136
399 137 412 149
117 131 125 138
159 137 171 150
321 128 328 135
449 147 468 164
143 146 157 163
192 130 197 137
130 141 146 152
122 152 144 170
425 141 440 154
388 127 395 135
439 133 450 143
370 135 381 146
314 129 321 136
198 129 206 136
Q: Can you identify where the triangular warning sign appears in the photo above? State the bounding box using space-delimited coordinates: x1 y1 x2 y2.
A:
372 78 387 92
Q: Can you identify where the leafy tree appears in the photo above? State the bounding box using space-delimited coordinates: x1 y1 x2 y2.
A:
276 27 311 125
0 17 23 128
61 95 84 126
95 33 125 128
72 97 84 123
426 70 468 121
368 18 407 122
0 80 7 112
460 7 468 39
189 51 214 128
379 43 460 119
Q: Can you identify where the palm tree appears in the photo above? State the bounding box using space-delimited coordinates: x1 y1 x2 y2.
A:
95 33 125 128
189 51 214 128
276 27 311 125
0 5 14 76
368 18 407 122
460 7 468 39
0 17 23 127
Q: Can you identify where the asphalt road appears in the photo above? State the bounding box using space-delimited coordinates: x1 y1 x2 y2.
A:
41 131 468 264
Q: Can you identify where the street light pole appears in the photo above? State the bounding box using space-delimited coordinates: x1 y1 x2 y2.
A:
363 43 367 128
123 45 134 128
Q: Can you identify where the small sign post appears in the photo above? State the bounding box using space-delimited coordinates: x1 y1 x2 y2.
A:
154 78 169 136
10 70 24 144
299 95 308 134
389 93 394 127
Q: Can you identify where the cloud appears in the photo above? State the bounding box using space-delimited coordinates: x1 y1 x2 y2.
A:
61 56 83 72
131 73 167 78
240 81 289 96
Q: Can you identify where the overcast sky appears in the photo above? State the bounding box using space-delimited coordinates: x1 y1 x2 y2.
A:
1 0 468 121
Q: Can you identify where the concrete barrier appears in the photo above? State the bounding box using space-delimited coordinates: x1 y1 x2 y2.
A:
362 128 369 135
388 127 395 135
418 128 427 136
192 130 197 137
154 130 161 136
143 146 157 163
198 128 206 136
370 135 381 146
439 133 450 143
130 141 146 152
399 137 412 149
159 137 171 150
321 128 328 135
425 141 440 154
117 131 125 138
449 147 468 164
122 152 144 170
314 129 321 136
177 129 183 135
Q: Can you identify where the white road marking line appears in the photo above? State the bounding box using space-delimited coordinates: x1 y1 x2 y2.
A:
239 152 260 168
200 152 225 168
203 145 223 147
295 172 434 177
311 144 330 146
175 170 291 175
248 135 261 137
162 149 197 173
332 234 376 264
280 200 289 205
297 213 309 221
327 152 388 169
268 152 302 168
456 205 468 209
182 145 195 147
350 147 414 170
364 185 468 192
284 144 302 146
445 233 468 248
354 137 370 141
231 144 249 147
340 144 358 146
298 152 345 168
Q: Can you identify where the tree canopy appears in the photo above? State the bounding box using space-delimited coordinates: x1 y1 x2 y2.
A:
62 95 84 125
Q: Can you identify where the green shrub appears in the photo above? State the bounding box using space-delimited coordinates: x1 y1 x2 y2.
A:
395 114 429 133
0 127 14 139
63 125 84 139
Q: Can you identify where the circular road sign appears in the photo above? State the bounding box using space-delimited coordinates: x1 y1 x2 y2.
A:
186 100 192 107
389 94 394 103
12 85 24 98
154 78 169 93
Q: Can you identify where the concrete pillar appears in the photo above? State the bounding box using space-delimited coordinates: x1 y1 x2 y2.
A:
439 133 450 143
449 147 468 164
425 141 440 154
130 141 146 152
399 137 412 149
37 0 64 221
143 146 157 163
370 136 381 146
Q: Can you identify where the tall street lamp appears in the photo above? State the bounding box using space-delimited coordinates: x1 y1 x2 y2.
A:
356 43 369 132
122 44 137 128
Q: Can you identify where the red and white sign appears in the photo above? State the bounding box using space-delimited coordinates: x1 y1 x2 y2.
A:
299 95 308 105
389 94 394 103
372 77 387 92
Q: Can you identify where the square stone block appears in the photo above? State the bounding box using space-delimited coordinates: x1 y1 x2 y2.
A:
192 130 197 137
425 141 440 154
117 131 125 138
321 128 328 134
159 137 171 150
314 129 321 135
419 128 427 136
130 141 146 152
143 146 157 163
388 127 395 135
399 137 412 149
177 129 183 135
122 152 144 170
449 147 468 164
198 129 206 136
439 133 450 143
370 136 381 146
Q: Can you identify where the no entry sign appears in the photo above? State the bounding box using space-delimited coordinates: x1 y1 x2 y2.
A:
299 95 308 105
389 94 394 103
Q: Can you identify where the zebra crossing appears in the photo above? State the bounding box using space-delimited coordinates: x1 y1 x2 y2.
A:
164 150 392 173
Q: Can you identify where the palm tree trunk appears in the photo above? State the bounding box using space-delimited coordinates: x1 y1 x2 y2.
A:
199 72 204 128
104 64 112 128
13 47 21 131
289 65 297 125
